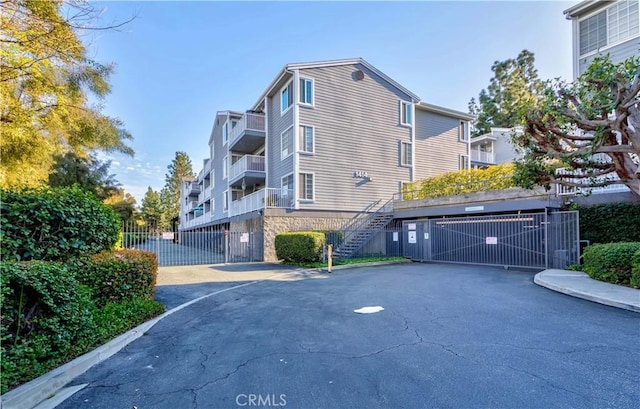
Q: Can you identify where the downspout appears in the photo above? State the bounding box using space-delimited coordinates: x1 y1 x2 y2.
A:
293 69 300 210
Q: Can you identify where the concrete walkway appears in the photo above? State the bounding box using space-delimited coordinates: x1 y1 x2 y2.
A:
535 269 640 313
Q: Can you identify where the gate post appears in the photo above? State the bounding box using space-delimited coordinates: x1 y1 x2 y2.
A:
224 230 229 264
544 208 549 269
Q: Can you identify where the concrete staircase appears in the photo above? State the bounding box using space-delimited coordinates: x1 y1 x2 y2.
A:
334 198 394 259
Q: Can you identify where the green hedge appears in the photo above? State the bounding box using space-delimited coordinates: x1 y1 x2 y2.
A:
275 232 325 262
578 203 640 244
0 259 164 394
582 242 640 286
0 261 95 394
0 186 120 261
72 249 158 307
631 249 640 288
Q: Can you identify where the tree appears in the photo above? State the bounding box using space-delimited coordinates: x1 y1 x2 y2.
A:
140 187 163 230
48 152 119 200
470 50 542 136
513 55 640 197
104 188 138 223
0 0 134 188
160 152 194 228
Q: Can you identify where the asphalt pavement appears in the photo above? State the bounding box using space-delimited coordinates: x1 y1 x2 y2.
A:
53 263 639 409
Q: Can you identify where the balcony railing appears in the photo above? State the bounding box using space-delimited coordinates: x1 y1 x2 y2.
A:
229 188 294 217
229 155 265 181
188 182 201 196
470 149 495 164
228 113 266 147
555 168 630 196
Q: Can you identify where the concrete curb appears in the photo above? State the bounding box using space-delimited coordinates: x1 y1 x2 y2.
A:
1 260 406 409
317 259 412 273
534 270 640 313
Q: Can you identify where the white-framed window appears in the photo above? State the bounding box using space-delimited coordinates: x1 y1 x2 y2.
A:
459 121 468 141
281 81 293 114
222 156 228 179
459 154 469 170
222 122 228 145
281 126 294 159
281 173 293 197
211 170 215 189
211 198 215 214
299 173 314 201
299 77 314 105
299 125 314 153
400 101 412 126
579 0 639 56
231 119 238 129
223 190 228 212
401 142 412 166
210 143 215 160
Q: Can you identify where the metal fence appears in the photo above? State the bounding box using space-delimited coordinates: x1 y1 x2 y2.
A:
331 226 404 259
400 211 580 269
121 222 263 266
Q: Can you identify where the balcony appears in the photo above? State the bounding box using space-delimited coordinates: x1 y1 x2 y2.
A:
187 182 201 197
229 188 294 217
229 155 266 188
228 113 266 153
470 149 495 164
198 159 212 182
555 168 630 196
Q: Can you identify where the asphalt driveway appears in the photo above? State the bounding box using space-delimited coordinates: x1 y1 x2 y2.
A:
58 263 639 409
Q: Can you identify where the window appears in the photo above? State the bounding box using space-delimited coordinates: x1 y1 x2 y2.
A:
579 0 639 55
299 78 313 105
459 155 469 170
210 143 215 160
223 191 228 212
222 122 228 145
223 156 228 179
281 81 293 113
459 121 468 141
211 170 215 189
299 173 314 201
281 126 293 159
281 174 293 197
401 142 412 166
231 119 238 129
299 125 314 153
400 101 412 126
211 198 215 214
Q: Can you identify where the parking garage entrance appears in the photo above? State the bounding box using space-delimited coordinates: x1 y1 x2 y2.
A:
402 211 579 269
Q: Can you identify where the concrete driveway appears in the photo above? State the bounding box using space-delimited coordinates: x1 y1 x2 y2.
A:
58 263 639 408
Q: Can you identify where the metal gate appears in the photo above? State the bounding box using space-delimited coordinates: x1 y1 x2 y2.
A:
403 211 579 269
121 222 263 266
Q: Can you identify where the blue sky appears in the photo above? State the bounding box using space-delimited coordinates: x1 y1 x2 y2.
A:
90 0 576 202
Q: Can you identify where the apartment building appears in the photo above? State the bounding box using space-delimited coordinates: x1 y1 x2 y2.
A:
180 58 473 259
470 127 522 169
564 0 639 79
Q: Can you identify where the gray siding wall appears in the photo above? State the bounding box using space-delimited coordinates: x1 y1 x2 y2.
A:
492 130 520 164
296 63 412 211
266 80 295 189
413 110 468 180
578 36 639 75
208 112 228 222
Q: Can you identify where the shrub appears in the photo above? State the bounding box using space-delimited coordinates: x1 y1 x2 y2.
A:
631 249 640 288
0 261 95 394
275 232 325 262
402 163 517 200
72 249 158 307
91 299 165 346
582 242 640 286
0 186 120 261
577 203 640 244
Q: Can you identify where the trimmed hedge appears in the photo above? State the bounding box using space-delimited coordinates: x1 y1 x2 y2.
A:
275 232 325 262
578 203 640 244
72 249 158 307
0 186 120 261
631 249 640 288
0 261 95 394
582 242 640 286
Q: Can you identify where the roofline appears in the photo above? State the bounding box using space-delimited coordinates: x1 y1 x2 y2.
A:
563 0 611 19
470 134 497 142
416 102 475 121
252 57 421 109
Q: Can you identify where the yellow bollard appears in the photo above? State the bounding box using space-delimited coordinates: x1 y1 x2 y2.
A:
327 244 333 273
